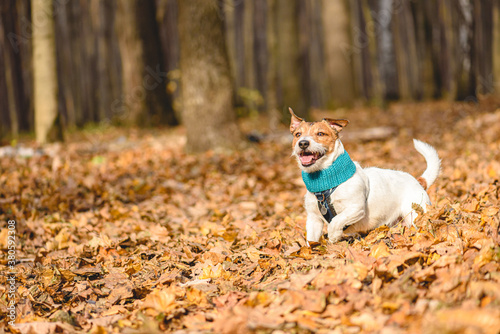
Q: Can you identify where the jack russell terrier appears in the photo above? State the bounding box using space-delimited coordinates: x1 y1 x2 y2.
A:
289 108 441 244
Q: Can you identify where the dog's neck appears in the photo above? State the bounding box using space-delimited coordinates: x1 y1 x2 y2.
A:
301 141 356 193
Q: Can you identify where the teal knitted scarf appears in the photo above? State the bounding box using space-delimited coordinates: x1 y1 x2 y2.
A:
301 151 357 193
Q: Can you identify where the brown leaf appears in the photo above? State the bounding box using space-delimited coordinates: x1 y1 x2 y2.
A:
186 287 210 307
370 241 392 259
289 246 314 260
107 282 134 305
282 290 326 313
462 198 480 212
141 287 178 313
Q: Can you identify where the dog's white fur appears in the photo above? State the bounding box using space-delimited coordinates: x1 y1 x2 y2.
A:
294 137 441 244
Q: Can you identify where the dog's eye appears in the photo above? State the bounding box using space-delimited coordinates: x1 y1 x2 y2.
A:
295 132 301 138
317 132 326 136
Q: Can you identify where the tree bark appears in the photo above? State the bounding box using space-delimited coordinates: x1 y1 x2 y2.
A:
253 0 267 112
277 0 308 117
438 0 458 100
415 1 437 99
306 0 326 108
177 0 243 152
392 0 420 100
157 0 180 112
1 1 32 137
233 0 245 90
322 0 355 107
360 0 384 104
116 0 176 126
32 0 63 144
471 0 493 95
243 0 256 92
494 0 500 94
266 0 280 129
94 0 122 121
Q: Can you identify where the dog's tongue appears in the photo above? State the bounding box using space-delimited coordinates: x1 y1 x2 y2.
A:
300 155 314 165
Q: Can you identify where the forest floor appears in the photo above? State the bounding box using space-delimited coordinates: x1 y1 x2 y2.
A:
1 99 500 334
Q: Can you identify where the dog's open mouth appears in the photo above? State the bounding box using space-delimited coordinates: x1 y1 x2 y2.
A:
299 152 323 166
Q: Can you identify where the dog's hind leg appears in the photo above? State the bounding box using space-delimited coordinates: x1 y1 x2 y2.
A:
402 209 419 229
400 187 431 228
403 198 427 228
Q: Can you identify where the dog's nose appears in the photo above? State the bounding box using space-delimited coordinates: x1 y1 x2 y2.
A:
298 140 309 149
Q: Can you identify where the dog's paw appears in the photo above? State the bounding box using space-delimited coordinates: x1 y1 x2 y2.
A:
327 229 343 244
307 241 321 248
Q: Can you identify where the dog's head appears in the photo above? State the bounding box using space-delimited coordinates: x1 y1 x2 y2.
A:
289 108 348 172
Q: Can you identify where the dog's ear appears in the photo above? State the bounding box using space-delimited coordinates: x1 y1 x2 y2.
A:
323 118 349 132
289 107 303 133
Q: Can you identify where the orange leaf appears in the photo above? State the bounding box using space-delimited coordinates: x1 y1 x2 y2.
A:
370 241 392 259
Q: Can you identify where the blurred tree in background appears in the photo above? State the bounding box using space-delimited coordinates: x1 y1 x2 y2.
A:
0 0 499 149
32 0 63 144
178 0 242 152
116 0 177 127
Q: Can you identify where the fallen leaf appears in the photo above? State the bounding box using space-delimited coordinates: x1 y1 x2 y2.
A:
370 241 392 259
141 287 178 313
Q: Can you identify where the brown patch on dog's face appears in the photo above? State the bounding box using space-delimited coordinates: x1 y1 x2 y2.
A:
289 110 350 168
291 119 349 154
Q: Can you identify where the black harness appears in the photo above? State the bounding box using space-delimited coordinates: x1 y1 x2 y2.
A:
313 187 338 223
314 187 352 231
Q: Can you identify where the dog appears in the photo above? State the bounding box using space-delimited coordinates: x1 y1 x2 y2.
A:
289 108 441 244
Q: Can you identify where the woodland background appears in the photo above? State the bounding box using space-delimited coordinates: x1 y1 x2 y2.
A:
1 0 500 148
1 1 500 334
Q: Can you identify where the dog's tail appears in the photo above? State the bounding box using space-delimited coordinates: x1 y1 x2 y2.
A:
413 139 441 190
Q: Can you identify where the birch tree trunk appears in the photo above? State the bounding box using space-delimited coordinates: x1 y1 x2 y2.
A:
32 0 63 144
177 0 242 152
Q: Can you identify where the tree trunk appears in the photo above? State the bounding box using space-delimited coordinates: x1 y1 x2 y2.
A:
415 1 437 99
266 0 280 129
455 0 474 100
439 0 458 100
32 0 63 144
94 0 122 121
392 0 420 100
306 0 326 108
0 16 9 139
233 0 245 90
222 0 237 99
471 0 493 95
157 0 180 113
253 0 267 112
243 0 256 96
1 1 32 138
54 2 77 128
115 0 177 126
376 0 399 100
277 0 308 117
177 0 243 152
494 0 500 94
361 0 384 104
322 0 356 107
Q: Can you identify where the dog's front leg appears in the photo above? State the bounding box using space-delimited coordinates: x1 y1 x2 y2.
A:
304 193 325 245
306 215 324 245
327 205 365 243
